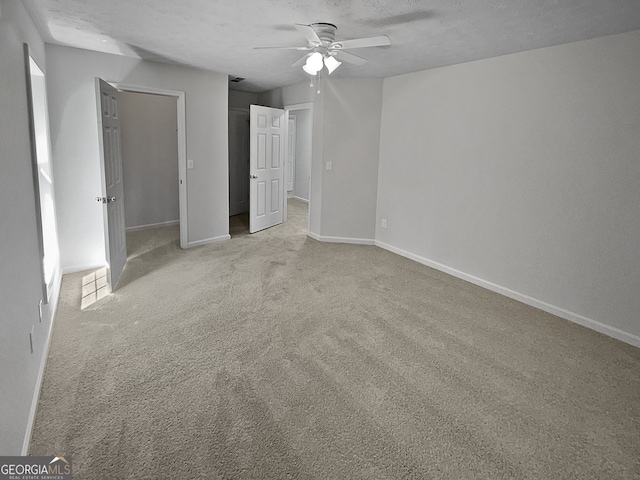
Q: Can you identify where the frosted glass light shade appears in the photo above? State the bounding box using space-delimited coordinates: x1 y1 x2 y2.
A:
305 52 323 71
303 64 318 75
324 55 342 74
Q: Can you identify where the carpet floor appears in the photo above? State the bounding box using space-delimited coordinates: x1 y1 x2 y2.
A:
30 199 640 479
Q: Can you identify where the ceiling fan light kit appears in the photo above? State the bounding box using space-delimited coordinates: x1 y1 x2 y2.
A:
254 22 391 88
303 52 324 75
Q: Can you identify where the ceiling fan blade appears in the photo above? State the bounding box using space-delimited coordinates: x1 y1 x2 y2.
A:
292 53 312 67
332 35 391 49
333 50 368 66
253 46 311 50
294 23 321 45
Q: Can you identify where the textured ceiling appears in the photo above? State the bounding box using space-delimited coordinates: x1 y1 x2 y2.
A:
23 0 640 93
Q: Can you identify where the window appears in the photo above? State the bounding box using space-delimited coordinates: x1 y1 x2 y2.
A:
24 45 59 302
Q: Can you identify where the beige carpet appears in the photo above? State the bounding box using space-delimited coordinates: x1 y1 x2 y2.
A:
30 199 640 479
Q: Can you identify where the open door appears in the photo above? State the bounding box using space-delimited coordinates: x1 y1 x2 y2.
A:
96 78 127 291
249 105 286 233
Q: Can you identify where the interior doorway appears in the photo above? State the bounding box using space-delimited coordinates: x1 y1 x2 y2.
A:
286 108 312 204
115 84 188 249
228 107 250 237
229 108 250 217
228 102 312 237
118 91 179 233
285 102 313 232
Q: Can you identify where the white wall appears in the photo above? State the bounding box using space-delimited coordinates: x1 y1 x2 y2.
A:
0 0 62 454
321 78 383 242
293 109 312 201
229 89 258 110
118 91 179 229
376 30 640 346
47 45 229 272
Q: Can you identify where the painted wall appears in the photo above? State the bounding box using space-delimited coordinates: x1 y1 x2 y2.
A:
320 78 383 242
257 88 284 110
0 0 61 454
293 109 312 201
118 91 179 229
376 31 640 346
46 45 229 271
229 89 258 110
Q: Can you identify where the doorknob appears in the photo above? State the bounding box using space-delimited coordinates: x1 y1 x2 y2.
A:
250 174 258 179
95 196 117 203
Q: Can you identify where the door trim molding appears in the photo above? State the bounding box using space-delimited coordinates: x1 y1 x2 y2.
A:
114 83 188 249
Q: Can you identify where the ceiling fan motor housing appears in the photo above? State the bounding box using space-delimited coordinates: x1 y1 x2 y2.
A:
311 23 338 45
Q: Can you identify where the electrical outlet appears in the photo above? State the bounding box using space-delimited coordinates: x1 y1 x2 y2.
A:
381 219 387 229
326 161 333 171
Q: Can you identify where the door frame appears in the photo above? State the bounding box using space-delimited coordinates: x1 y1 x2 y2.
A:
284 102 313 233
286 113 296 195
114 83 188 249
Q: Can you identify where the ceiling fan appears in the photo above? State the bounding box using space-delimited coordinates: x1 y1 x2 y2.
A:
254 23 391 75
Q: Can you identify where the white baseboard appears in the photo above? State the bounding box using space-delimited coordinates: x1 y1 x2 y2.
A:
308 231 375 245
292 196 309 204
186 234 231 248
21 270 63 455
61 263 105 275
375 240 640 349
126 220 179 233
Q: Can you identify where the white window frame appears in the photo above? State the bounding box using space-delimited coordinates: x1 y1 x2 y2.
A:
24 44 59 303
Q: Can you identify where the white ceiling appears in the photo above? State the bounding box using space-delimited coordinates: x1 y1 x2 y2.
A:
24 0 640 93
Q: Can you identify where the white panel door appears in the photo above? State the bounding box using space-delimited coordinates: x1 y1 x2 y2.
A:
286 115 296 193
249 105 285 233
96 78 127 291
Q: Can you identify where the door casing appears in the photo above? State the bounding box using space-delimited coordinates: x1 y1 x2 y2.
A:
285 102 313 233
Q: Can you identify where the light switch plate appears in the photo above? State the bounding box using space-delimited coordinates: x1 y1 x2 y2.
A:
326 161 333 171
187 159 194 169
